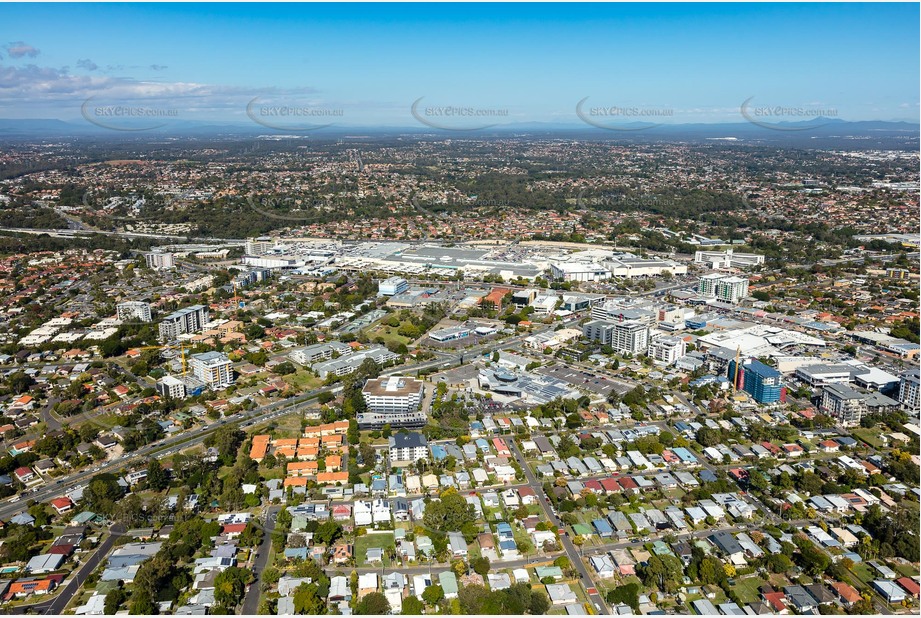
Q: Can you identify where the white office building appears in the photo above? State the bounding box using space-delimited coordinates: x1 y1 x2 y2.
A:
190 351 234 390
144 251 175 270
158 305 209 342
378 277 409 296
116 301 152 323
694 250 765 269
245 237 275 255
550 261 611 282
360 376 426 429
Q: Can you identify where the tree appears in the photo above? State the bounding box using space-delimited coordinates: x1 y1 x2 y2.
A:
607 583 640 611
129 589 156 615
146 459 168 491
315 520 343 545
422 584 444 606
640 554 684 592
214 567 248 609
402 595 425 614
293 582 326 615
355 591 390 615
104 587 126 615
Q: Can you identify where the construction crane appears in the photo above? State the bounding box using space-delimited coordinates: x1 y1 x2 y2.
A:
133 342 188 376
732 346 742 392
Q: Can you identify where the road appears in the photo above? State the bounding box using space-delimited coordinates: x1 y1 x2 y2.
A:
506 437 609 614
240 505 279 615
0 384 342 522
7 523 125 615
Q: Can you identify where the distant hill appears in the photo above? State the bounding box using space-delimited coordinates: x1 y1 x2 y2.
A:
0 117 916 149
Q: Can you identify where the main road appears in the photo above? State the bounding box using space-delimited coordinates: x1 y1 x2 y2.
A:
5 523 126 615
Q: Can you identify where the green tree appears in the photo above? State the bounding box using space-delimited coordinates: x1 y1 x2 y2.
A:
355 591 390 615
146 459 168 491
422 584 444 606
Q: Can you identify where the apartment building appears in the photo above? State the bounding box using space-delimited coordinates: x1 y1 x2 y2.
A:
116 301 152 323
648 336 687 365
583 319 649 354
158 305 209 342
144 251 175 270
190 351 234 390
821 383 868 426
388 432 429 464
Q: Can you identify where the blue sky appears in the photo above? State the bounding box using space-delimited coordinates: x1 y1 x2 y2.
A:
1 3 918 127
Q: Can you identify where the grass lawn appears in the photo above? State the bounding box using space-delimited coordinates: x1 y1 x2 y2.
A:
282 370 322 392
729 577 764 605
369 323 413 348
355 532 396 566
850 563 875 584
895 563 919 577
850 428 884 449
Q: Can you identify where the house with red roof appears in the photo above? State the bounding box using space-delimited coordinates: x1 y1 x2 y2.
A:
817 440 840 453
830 581 861 606
4 578 56 600
50 497 74 515
618 477 639 494
761 590 788 614
518 486 538 505
14 466 35 484
897 577 920 598
583 479 603 494
600 478 622 494
221 523 247 538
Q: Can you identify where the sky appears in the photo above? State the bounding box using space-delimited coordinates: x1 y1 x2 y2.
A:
1 3 919 129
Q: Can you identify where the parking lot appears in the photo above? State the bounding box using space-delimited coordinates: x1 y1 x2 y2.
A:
535 365 633 397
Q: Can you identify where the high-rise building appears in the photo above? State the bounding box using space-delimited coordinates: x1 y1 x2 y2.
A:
898 368 920 412
728 358 784 404
698 274 749 304
245 237 275 255
190 351 234 390
144 251 175 270
359 376 425 429
648 336 687 365
378 276 409 296
716 276 749 303
820 383 868 426
156 375 186 399
388 432 429 464
697 273 726 297
116 301 152 323
583 319 649 354
159 305 209 342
